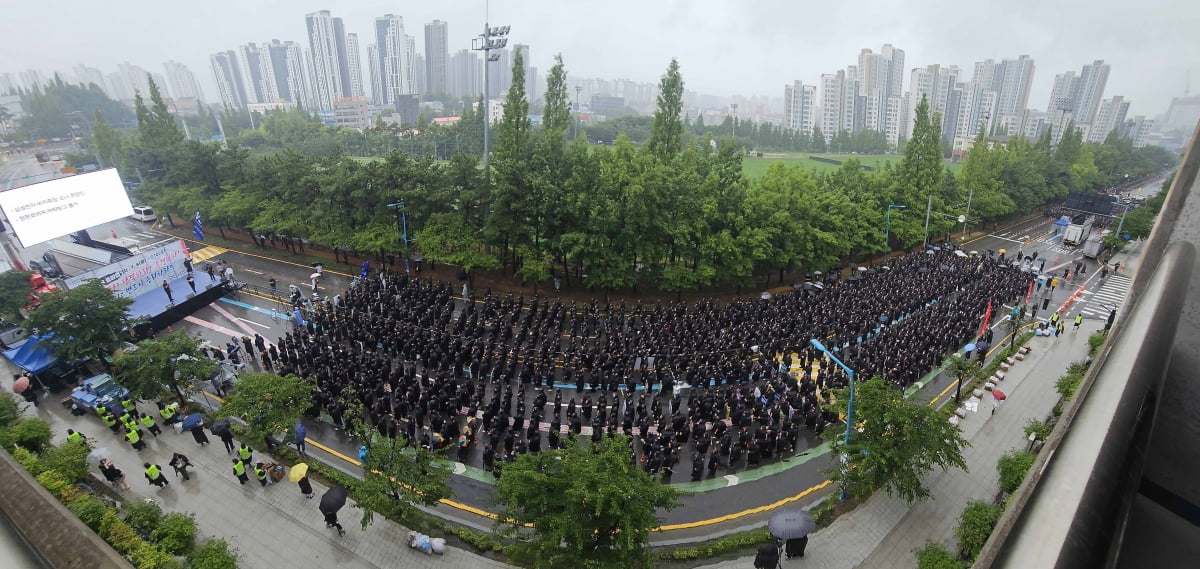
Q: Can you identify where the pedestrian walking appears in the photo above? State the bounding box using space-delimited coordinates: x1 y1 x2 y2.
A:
1073 314 1083 330
232 459 249 485
99 459 130 490
1056 321 1066 337
186 272 196 293
294 422 307 455
206 263 216 282
190 426 210 446
298 475 314 498
139 414 161 437
162 280 174 303
125 427 146 451
169 452 194 480
219 430 236 453
237 443 253 464
143 462 169 488
324 511 345 536
240 336 256 363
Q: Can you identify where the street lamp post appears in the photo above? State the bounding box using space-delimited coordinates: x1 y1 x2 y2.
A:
472 19 510 175
387 202 416 275
883 204 906 264
811 338 856 501
961 186 975 239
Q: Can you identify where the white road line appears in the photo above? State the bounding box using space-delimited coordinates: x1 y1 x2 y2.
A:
236 317 270 329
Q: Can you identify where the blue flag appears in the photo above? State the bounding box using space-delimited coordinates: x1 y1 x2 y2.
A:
193 210 205 241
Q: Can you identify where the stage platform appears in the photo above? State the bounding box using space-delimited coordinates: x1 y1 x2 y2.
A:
128 274 244 338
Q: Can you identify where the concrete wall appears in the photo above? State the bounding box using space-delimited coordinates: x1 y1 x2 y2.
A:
0 451 134 569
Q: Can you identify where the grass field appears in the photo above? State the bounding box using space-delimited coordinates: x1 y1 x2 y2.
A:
741 153 961 178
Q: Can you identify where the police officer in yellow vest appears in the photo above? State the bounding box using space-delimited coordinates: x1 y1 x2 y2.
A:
139 414 162 437
1051 311 1061 326
1074 313 1084 330
143 462 169 488
120 397 137 415
100 412 119 433
253 462 269 486
125 427 146 451
231 458 249 485
120 412 137 431
159 402 179 425
238 443 252 464
66 429 85 445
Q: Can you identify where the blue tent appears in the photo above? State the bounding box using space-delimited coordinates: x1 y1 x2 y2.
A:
3 334 56 374
1053 218 1070 226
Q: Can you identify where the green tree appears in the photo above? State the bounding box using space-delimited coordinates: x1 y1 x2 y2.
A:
23 280 134 363
823 378 970 503
955 500 1001 562
485 49 534 268
417 213 501 282
541 54 572 138
645 59 685 161
811 125 827 152
0 270 34 321
91 108 123 169
914 540 963 569
1117 206 1155 239
495 435 679 569
352 433 451 529
217 372 314 439
113 330 215 403
996 449 1036 494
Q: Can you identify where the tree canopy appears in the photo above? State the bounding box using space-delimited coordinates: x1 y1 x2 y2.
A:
494 435 678 569
822 378 970 503
113 330 215 402
22 280 134 362
217 372 314 439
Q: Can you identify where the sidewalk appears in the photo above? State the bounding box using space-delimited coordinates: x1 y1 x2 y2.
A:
1 363 514 569
694 318 1102 569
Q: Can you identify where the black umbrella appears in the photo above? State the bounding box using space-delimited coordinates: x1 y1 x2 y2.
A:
211 419 232 437
320 486 349 515
768 509 816 540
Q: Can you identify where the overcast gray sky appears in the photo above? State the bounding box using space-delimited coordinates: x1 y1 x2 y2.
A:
1 0 1197 114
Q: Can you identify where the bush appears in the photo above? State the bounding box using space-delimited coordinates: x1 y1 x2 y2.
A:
151 513 197 555
100 510 142 555
657 529 773 560
1024 419 1053 442
996 450 1037 494
42 441 92 483
124 499 164 536
1088 332 1106 354
0 417 53 451
35 469 71 497
0 393 21 427
129 541 181 569
187 538 240 569
1055 370 1085 402
915 540 963 569
68 497 111 532
812 499 837 528
11 446 45 475
954 500 1001 562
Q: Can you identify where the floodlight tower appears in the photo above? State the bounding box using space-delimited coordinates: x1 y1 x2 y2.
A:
472 20 510 174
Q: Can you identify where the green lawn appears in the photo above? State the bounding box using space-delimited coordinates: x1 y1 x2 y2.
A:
742 153 961 178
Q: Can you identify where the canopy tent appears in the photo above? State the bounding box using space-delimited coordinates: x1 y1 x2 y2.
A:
2 334 56 374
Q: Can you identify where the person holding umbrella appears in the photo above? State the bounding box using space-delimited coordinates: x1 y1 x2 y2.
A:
320 486 349 536
212 419 235 453
289 463 314 498
992 389 1007 414
99 459 130 490
767 510 815 559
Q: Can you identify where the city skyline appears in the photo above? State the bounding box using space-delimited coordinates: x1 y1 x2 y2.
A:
0 0 1194 115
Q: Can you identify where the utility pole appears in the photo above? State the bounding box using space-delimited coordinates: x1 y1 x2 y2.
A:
923 195 932 249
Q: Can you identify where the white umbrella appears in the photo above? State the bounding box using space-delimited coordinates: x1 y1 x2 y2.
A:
87 447 111 465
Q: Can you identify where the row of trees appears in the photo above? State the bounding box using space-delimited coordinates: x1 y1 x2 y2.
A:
70 55 1174 295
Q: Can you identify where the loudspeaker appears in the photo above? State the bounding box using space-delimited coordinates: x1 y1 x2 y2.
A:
186 293 196 300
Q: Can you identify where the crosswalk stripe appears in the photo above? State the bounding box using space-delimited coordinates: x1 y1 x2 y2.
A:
190 245 228 264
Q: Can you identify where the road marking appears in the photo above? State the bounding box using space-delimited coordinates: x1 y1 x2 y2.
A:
723 474 740 487
190 245 227 263
211 302 267 339
241 268 264 275
219 297 289 319
237 317 270 329
183 316 246 339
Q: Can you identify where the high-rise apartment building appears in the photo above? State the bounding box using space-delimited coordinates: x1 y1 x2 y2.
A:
263 40 310 108
1118 116 1153 147
425 20 449 96
1087 96 1131 143
373 14 416 106
210 51 249 110
820 71 846 142
73 65 108 94
783 80 817 134
305 10 352 110
236 43 272 104
163 61 205 101
1073 60 1110 127
449 49 482 99
346 33 366 98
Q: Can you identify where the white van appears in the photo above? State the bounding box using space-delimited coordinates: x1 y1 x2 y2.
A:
131 206 157 222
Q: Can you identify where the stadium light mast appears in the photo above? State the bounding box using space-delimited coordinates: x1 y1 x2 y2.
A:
472 17 509 175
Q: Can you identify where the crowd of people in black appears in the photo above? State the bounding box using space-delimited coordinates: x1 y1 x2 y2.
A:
228 248 1031 482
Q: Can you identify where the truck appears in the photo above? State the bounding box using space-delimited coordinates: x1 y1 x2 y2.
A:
1082 231 1109 259
1063 216 1095 247
69 373 130 414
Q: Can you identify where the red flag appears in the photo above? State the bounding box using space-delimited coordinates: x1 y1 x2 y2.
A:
1024 280 1034 304
978 300 993 338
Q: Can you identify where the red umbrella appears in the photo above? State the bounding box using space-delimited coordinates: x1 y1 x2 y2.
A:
992 389 1007 401
13 376 30 394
